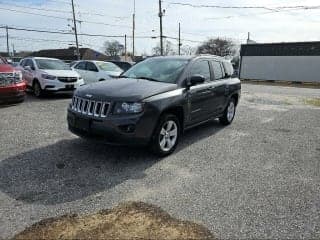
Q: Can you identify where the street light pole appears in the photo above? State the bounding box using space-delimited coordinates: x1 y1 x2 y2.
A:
125 34 127 61
71 0 80 60
132 0 135 58
6 26 9 57
178 22 181 55
159 0 163 56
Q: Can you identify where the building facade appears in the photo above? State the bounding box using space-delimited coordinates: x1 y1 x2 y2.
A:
240 42 320 83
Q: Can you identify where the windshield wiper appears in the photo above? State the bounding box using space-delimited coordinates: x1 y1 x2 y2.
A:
118 75 129 78
137 77 160 82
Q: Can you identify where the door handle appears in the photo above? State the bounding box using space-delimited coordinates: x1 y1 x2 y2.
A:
208 86 215 90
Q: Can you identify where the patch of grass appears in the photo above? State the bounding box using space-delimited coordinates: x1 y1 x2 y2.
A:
13 202 215 240
304 98 320 107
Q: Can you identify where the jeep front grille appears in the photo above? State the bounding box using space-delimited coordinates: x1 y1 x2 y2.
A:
71 96 110 117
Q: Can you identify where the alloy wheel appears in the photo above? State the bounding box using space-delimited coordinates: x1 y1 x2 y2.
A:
227 101 235 122
159 120 178 152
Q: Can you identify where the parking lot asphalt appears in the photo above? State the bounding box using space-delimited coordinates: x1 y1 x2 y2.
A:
0 83 319 239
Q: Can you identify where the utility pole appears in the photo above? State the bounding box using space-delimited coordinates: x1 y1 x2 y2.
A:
178 22 181 55
132 0 135 58
158 0 164 55
124 34 127 61
71 0 80 60
6 26 9 57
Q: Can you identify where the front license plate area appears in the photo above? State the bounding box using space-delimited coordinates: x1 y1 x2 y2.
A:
66 85 75 89
75 117 91 131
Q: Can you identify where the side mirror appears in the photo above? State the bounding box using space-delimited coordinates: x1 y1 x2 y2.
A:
189 74 205 86
24 66 32 71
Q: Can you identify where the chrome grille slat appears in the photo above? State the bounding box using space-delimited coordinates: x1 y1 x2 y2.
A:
94 102 102 117
88 101 94 116
72 96 110 118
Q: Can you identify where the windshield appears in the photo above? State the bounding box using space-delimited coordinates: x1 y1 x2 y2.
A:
0 58 5 64
35 59 71 70
122 58 189 84
96 62 122 72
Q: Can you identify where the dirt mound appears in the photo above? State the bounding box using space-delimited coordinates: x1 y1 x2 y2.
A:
13 202 215 240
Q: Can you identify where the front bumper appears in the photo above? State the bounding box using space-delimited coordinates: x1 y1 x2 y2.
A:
0 82 26 104
41 78 85 92
67 108 157 146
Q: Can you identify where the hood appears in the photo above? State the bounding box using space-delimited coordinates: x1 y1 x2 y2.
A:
104 71 122 77
76 78 178 101
0 64 15 73
41 69 80 78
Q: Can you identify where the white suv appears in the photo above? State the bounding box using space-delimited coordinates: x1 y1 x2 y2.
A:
20 57 84 97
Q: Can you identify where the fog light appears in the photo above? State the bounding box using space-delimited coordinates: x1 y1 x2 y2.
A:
119 124 136 133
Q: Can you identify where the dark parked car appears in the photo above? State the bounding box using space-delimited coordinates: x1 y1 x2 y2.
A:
67 56 241 156
107 61 133 72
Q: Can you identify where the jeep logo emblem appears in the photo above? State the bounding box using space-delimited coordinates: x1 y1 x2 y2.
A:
85 94 93 98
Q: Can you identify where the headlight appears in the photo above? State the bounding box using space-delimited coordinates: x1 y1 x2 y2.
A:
13 71 23 83
41 74 56 80
113 102 144 114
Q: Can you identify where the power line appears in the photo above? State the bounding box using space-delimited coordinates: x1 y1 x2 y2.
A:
76 10 130 20
0 24 71 33
0 36 74 43
0 26 153 39
0 2 130 20
0 6 69 20
166 2 275 11
166 2 320 11
45 0 73 5
0 7 131 28
205 6 320 20
0 2 71 14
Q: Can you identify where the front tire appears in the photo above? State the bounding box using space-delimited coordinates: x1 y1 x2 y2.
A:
219 98 236 125
33 80 43 98
151 114 180 157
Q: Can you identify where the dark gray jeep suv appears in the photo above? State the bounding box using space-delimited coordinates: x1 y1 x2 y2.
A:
67 56 241 156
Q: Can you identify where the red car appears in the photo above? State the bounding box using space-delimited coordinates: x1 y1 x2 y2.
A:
0 56 26 104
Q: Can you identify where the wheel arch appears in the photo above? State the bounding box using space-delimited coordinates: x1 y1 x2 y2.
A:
32 78 40 87
230 93 239 106
160 106 185 133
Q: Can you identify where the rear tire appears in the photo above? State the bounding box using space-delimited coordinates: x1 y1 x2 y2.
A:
150 114 180 157
33 80 43 98
219 98 236 125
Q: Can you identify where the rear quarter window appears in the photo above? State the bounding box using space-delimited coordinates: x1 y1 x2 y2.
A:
211 61 224 80
222 61 234 77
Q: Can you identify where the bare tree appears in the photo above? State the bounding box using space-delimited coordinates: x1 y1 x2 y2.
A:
103 40 124 57
196 38 236 57
152 40 176 56
180 45 196 55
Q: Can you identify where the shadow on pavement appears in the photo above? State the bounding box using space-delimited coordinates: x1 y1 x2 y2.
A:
0 120 224 205
25 91 73 103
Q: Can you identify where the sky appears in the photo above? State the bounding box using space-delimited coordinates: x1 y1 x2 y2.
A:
0 0 320 55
